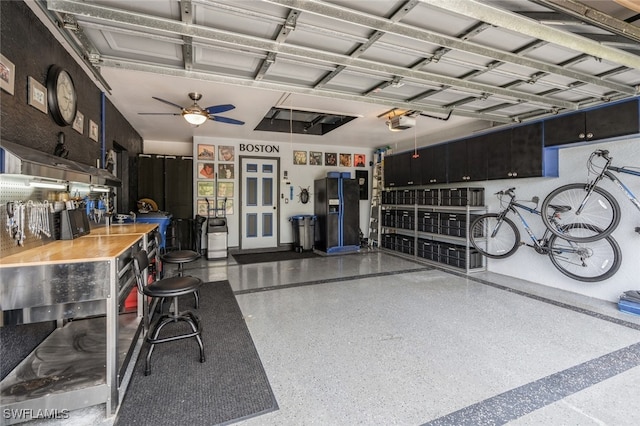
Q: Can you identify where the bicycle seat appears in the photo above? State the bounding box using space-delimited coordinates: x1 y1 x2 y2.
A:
548 204 571 213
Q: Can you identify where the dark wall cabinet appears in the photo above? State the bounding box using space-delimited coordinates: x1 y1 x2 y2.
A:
137 155 193 218
487 123 543 180
419 143 448 184
448 135 488 183
384 150 422 187
544 99 640 147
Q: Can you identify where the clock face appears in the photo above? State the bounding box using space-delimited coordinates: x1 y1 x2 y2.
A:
47 65 78 126
56 71 77 123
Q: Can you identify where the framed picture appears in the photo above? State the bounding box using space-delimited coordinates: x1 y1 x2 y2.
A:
217 182 234 198
325 152 337 166
72 111 84 134
89 120 99 141
198 162 215 179
218 163 234 179
197 144 215 160
218 198 234 215
293 150 307 165
309 151 322 165
27 76 47 113
0 54 15 95
219 145 235 162
354 153 366 167
197 199 209 216
340 153 352 167
197 181 214 197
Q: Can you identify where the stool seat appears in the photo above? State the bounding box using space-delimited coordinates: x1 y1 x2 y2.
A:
162 250 200 264
143 275 202 298
133 249 205 376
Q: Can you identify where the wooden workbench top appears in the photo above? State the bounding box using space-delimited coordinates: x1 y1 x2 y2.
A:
0 234 143 267
88 223 158 236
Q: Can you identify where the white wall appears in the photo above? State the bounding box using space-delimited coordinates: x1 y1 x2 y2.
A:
190 136 373 248
478 137 640 302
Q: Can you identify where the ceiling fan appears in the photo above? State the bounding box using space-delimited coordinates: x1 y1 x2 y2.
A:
139 92 245 126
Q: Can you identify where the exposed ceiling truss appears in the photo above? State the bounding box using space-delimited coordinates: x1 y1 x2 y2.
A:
40 0 640 128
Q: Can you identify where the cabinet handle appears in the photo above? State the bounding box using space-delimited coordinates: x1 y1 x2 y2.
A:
579 133 585 139
513 172 518 177
507 172 512 177
586 132 593 139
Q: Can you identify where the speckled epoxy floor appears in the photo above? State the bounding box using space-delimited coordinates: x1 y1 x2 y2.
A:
26 249 640 425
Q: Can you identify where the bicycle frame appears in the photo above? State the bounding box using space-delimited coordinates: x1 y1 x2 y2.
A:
577 151 640 214
502 200 551 250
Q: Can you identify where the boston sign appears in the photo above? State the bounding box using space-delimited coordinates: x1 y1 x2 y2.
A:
239 143 280 153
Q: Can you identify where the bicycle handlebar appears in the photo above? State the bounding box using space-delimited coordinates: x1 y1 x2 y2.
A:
593 149 611 159
495 187 516 196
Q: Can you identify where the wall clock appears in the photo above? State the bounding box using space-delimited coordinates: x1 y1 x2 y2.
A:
46 65 77 126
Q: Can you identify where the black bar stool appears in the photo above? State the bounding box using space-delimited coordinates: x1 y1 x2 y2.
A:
154 231 201 308
133 249 205 375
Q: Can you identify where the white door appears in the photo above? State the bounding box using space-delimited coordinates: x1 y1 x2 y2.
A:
240 157 279 249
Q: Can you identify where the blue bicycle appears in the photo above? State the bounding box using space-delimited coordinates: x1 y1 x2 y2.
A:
541 149 640 242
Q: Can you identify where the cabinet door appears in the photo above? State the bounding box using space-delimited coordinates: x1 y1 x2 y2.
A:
420 144 448 184
394 151 414 186
511 122 543 178
486 129 513 180
544 112 586 147
383 154 398 187
466 135 488 181
447 139 468 183
586 100 639 141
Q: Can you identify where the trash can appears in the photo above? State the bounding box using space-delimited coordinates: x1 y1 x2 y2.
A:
290 215 316 252
207 217 228 259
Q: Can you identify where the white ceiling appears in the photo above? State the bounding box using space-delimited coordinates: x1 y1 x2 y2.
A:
34 0 640 151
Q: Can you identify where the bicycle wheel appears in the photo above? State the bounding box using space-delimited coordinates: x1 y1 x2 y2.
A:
541 183 620 243
547 224 621 282
469 214 520 258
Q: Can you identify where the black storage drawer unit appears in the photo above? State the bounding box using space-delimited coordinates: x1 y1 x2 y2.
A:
397 209 414 230
397 189 416 205
439 213 481 237
382 233 397 250
417 189 439 205
397 235 415 255
439 242 483 269
417 239 439 261
382 209 396 227
382 190 397 205
440 188 484 207
417 211 439 234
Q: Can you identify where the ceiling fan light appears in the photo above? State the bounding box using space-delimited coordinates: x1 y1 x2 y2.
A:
183 110 208 126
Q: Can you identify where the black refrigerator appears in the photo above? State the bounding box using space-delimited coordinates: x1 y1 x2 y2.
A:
314 175 360 253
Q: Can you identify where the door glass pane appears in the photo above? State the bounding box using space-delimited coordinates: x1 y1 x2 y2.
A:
262 213 273 237
246 177 257 206
262 164 273 173
262 178 273 206
246 213 257 237
246 163 258 173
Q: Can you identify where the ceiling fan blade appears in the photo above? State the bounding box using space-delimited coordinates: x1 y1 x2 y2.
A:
138 112 181 116
209 115 245 125
205 104 235 114
152 96 184 110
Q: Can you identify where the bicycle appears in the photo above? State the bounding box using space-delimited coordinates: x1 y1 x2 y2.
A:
469 188 621 282
541 149 640 243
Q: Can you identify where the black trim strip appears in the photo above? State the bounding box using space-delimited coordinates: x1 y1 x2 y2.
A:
423 342 640 425
233 267 433 295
